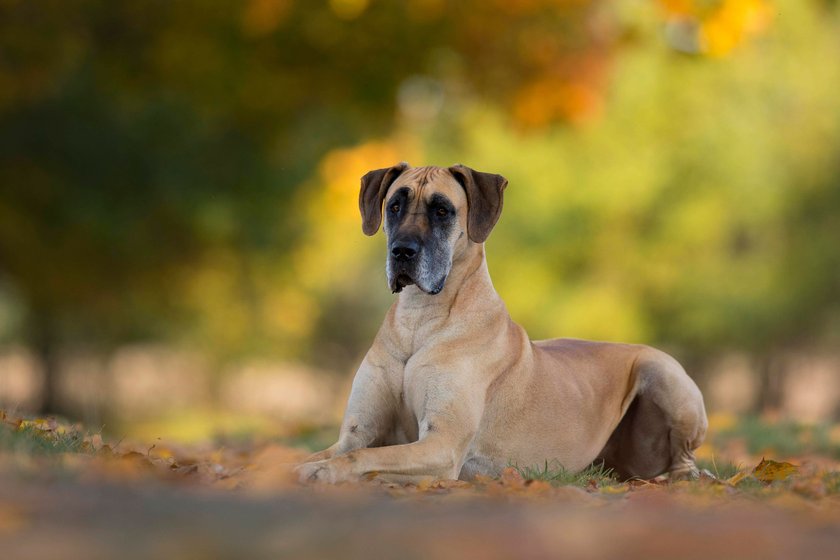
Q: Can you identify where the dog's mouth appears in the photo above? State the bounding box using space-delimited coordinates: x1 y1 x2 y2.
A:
388 271 447 295
391 273 415 294
387 254 449 296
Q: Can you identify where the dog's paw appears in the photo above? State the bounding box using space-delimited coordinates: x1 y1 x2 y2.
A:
295 460 333 484
669 465 700 482
295 455 360 484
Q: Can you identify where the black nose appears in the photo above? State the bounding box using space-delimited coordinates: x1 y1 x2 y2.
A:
391 238 420 261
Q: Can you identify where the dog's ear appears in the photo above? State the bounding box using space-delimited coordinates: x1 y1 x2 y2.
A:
359 162 410 236
448 164 508 243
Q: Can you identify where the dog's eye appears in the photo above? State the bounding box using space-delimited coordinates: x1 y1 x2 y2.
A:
390 204 400 213
436 207 449 217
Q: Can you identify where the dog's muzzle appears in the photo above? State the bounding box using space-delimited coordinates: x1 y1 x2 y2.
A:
387 235 448 295
389 237 420 293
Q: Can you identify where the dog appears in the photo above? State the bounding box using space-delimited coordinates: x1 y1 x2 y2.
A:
296 163 707 484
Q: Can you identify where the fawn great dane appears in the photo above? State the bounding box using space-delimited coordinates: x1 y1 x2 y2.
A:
296 163 707 484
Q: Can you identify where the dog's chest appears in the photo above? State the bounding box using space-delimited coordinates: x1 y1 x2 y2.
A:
386 360 437 445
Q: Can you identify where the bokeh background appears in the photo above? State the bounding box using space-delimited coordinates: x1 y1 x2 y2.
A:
1 0 839 443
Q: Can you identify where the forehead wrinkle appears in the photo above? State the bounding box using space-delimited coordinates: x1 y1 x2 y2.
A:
414 167 432 197
394 166 451 210
416 167 445 199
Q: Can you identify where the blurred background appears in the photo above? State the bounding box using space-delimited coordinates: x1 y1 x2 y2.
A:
0 0 839 444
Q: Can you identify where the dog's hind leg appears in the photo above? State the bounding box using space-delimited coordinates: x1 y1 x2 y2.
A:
597 348 707 480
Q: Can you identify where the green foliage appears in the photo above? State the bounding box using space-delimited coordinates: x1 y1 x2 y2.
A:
713 417 840 458
0 423 92 456
696 458 740 480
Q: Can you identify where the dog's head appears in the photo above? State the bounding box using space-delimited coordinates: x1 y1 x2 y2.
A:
359 163 508 294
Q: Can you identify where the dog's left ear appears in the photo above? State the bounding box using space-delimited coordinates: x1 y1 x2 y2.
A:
448 165 508 243
359 162 410 235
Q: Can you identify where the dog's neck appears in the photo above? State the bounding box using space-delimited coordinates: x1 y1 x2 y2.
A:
392 243 503 323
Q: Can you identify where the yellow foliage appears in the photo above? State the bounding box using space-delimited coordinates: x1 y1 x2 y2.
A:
557 283 650 343
182 251 254 348
293 139 421 293
702 0 773 56
659 0 773 56
263 287 318 340
707 412 739 433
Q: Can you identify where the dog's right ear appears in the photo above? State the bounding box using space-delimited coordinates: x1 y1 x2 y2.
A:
359 162 409 235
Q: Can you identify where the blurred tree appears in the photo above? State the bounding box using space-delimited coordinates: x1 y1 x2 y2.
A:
0 0 619 412
0 0 837 417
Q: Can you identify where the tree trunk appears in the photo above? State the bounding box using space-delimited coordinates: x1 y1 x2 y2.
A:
754 352 785 415
30 313 66 416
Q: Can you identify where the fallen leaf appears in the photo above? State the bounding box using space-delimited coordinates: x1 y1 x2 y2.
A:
599 484 630 495
753 458 798 483
500 467 525 488
416 477 434 492
431 479 473 490
523 479 553 494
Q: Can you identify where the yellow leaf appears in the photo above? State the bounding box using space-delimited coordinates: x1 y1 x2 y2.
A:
19 418 56 431
416 477 434 492
752 458 798 483
600 484 630 495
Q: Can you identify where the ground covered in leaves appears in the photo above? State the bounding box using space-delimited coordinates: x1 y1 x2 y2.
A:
2 410 840 559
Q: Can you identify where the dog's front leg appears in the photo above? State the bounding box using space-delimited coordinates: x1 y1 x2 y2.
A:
298 380 483 484
303 356 398 463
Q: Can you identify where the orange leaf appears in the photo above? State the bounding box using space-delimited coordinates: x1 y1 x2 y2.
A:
500 467 525 488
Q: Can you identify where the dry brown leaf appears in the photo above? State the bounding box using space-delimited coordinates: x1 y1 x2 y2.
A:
499 467 525 488
523 479 553 494
430 479 472 490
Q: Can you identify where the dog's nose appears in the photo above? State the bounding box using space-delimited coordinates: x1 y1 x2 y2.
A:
391 238 420 261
